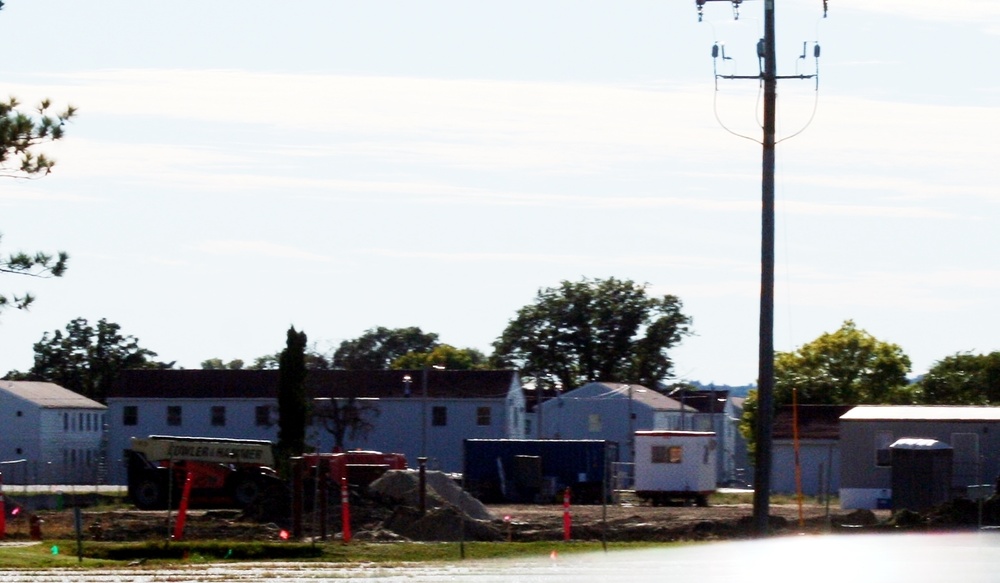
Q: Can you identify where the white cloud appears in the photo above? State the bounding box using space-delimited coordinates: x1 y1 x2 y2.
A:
10 70 996 219
197 240 333 262
839 0 1000 28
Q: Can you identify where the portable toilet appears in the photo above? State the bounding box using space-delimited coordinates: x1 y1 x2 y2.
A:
890 438 953 512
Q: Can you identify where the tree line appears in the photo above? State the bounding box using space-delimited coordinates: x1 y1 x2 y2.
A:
2 277 694 404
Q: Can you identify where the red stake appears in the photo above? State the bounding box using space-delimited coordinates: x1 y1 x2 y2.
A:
562 487 571 541
340 476 352 544
172 471 194 540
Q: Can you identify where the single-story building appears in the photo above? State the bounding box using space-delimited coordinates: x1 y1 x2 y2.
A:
105 368 525 483
0 380 107 485
839 405 1000 509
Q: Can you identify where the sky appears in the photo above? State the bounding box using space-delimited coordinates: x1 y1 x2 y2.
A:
0 0 997 387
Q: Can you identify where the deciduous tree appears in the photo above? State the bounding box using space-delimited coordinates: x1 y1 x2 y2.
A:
200 358 245 370
917 351 1000 405
391 344 487 370
491 277 692 389
740 320 914 455
333 326 439 370
313 397 380 451
12 317 170 403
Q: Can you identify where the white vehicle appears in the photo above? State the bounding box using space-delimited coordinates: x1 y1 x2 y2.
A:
633 430 717 506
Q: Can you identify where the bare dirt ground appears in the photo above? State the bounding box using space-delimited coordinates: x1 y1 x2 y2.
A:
4 499 885 544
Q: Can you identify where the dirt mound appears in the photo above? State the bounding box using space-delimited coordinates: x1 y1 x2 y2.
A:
382 505 502 541
369 470 495 521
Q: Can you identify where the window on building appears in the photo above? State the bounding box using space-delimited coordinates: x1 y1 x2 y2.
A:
875 431 893 466
211 406 227 427
652 445 683 464
525 418 533 435
476 406 491 426
123 406 138 426
167 405 183 427
255 405 272 427
64 412 69 431
432 406 447 427
588 414 602 432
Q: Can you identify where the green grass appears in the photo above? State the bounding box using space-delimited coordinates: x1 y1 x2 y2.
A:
0 539 681 570
708 491 838 506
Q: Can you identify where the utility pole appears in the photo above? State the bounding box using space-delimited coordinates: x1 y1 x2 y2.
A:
756 0 778 540
695 0 826 536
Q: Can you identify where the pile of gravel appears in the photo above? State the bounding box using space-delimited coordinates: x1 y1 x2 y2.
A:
369 469 495 521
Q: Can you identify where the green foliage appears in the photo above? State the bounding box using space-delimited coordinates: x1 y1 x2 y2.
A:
0 233 69 314
0 34 76 316
10 317 170 403
391 344 487 370
333 326 439 369
276 326 308 469
917 351 1000 405
200 358 245 370
0 96 76 177
490 277 692 389
740 320 914 456
773 320 913 406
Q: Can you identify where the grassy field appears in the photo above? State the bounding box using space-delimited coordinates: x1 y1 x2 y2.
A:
0 539 679 570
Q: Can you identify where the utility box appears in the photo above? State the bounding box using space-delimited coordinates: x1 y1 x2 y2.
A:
890 438 953 512
633 431 717 506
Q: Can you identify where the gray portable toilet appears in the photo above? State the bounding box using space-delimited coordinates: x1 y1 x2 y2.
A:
890 438 953 512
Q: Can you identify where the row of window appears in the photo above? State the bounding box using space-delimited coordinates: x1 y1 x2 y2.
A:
63 447 100 467
63 411 105 433
123 404 494 428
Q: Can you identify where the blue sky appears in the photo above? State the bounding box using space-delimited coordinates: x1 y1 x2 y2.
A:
1 0 997 386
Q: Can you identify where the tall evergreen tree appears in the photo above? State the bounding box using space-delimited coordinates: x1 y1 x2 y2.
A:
276 326 308 473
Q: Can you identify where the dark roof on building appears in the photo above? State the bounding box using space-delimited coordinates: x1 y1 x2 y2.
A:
667 388 731 415
773 404 854 440
109 369 520 401
0 380 106 410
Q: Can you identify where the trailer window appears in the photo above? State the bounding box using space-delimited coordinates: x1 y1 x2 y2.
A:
652 445 683 464
432 406 448 426
476 406 491 426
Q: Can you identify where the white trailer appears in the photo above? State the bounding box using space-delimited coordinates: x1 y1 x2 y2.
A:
633 430 717 506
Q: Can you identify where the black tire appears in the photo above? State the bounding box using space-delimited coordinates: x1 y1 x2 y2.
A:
232 477 263 507
695 494 710 507
133 478 167 510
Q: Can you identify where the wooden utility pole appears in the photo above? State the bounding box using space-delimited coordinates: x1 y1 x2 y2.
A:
696 0 826 536
753 0 777 538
